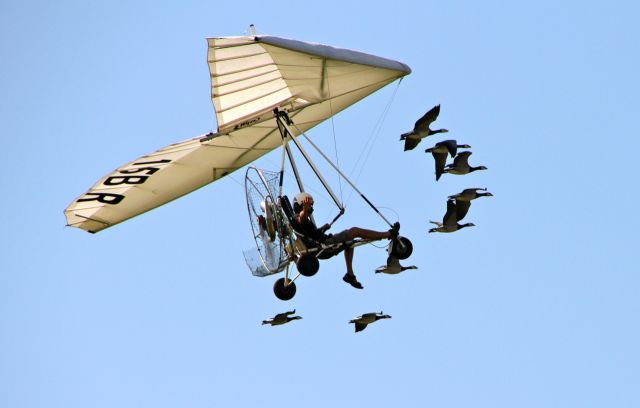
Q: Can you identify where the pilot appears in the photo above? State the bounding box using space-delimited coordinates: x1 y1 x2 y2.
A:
292 192 399 289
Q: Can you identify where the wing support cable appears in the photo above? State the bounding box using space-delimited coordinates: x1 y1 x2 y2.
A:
291 122 395 228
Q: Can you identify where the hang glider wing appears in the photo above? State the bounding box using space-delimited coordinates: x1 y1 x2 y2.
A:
64 35 411 233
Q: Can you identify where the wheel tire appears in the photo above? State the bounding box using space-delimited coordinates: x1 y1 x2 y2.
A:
273 277 296 301
391 237 413 260
297 255 319 277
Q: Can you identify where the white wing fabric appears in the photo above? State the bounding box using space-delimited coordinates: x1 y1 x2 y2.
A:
65 35 411 233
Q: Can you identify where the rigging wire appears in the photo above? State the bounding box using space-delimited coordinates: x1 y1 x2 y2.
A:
347 79 402 180
282 78 403 213
344 79 402 207
228 78 403 225
325 60 344 205
226 173 244 187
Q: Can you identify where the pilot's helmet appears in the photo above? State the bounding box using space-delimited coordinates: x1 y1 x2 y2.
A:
293 192 314 213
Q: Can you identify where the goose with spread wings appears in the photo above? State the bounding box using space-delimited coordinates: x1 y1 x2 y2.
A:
262 310 302 326
400 104 448 151
425 140 471 180
442 151 487 176
375 255 418 274
349 312 392 332
448 188 493 221
428 199 475 233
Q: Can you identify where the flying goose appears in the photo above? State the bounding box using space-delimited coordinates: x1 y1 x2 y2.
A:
262 309 302 326
442 151 487 176
400 105 448 151
349 312 392 333
428 199 475 233
375 255 418 274
425 140 471 180
448 188 493 221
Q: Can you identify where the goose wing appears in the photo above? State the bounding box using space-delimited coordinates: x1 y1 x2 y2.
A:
386 255 401 268
432 150 448 181
438 139 458 158
414 104 441 132
455 200 471 221
443 199 457 226
383 256 401 273
452 151 471 167
354 322 368 332
404 137 421 151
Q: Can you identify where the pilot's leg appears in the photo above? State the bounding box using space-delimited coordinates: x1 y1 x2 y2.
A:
342 247 363 289
348 227 391 240
344 247 354 275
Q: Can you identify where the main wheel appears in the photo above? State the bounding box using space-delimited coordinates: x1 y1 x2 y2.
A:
297 254 319 277
390 237 413 260
273 277 296 301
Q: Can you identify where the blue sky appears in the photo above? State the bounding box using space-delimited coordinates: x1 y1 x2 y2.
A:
1 1 639 407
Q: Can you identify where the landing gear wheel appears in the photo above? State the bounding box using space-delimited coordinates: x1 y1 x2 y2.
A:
273 277 296 301
297 254 319 277
391 236 413 260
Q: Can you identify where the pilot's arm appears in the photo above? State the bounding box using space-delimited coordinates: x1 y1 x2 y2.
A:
298 196 330 232
297 196 313 224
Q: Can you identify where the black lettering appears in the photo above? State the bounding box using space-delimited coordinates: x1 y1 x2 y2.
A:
117 159 170 176
119 166 160 175
234 117 261 130
77 193 125 205
133 159 171 165
104 175 148 186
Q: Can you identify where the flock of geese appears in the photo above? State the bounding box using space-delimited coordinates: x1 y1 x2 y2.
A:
263 104 492 332
378 104 492 272
403 104 492 233
263 309 391 333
